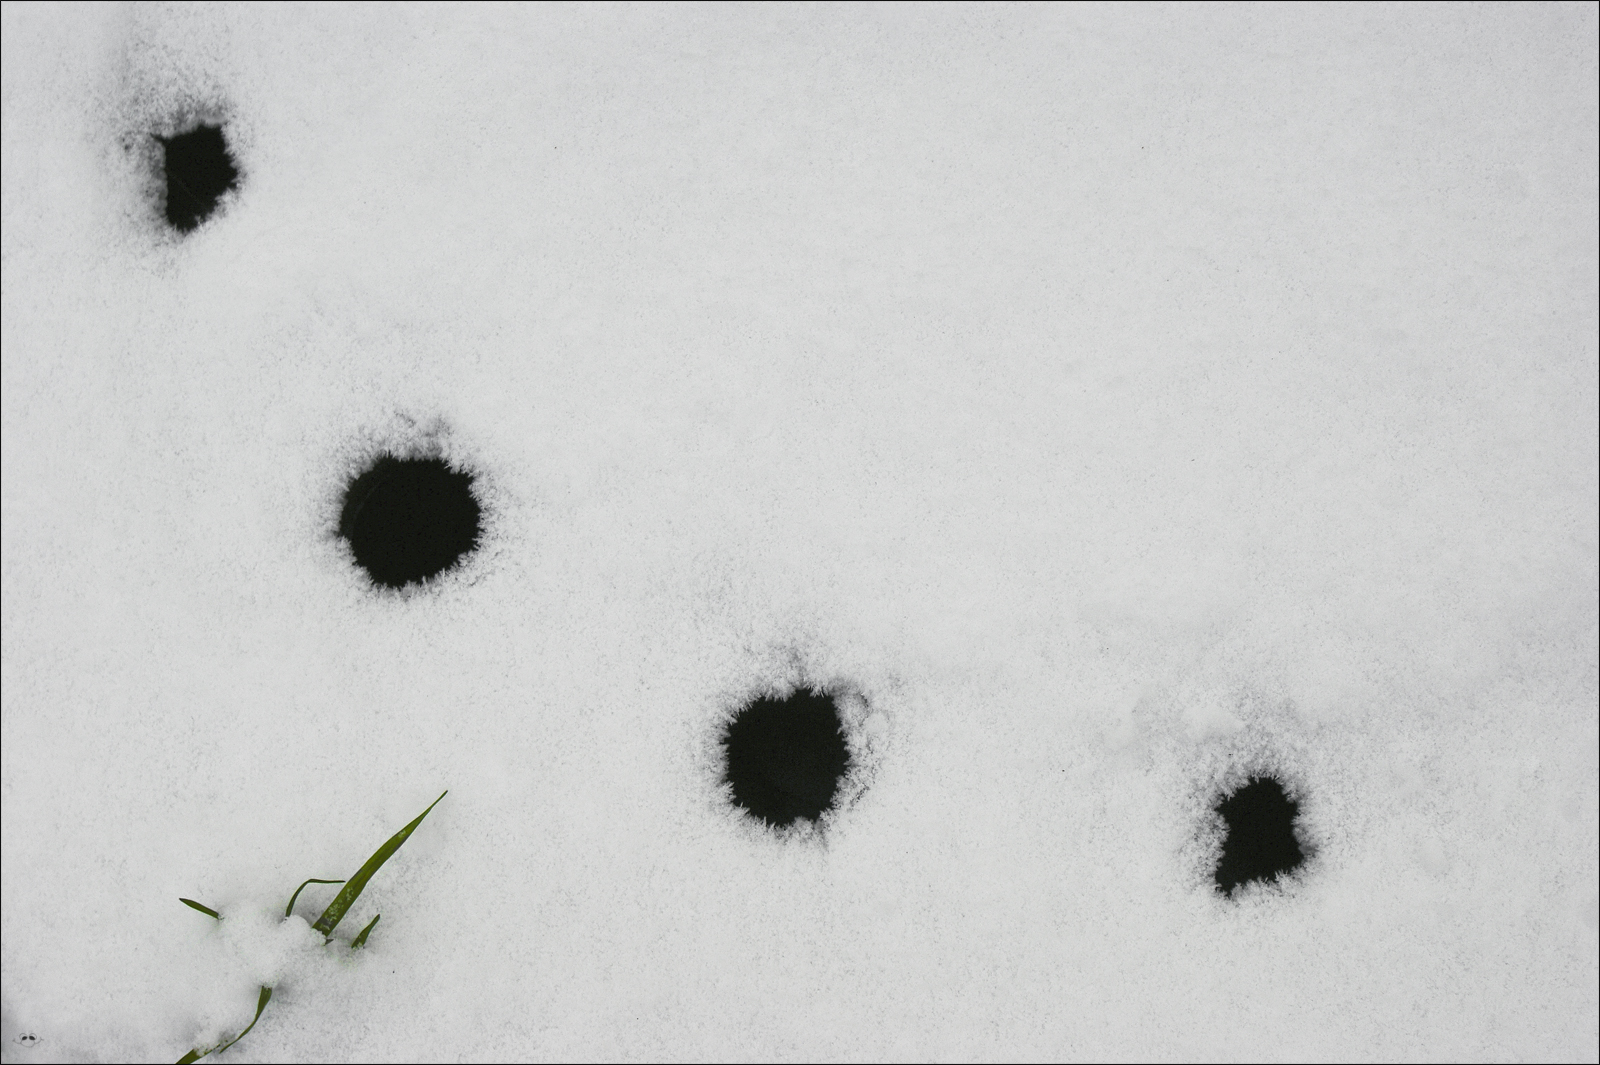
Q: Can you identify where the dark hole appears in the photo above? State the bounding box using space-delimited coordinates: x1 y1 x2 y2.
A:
338 455 481 590
157 123 238 232
1214 776 1305 896
721 688 852 830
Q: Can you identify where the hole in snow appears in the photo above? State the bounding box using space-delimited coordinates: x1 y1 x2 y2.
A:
721 688 853 830
156 123 238 233
1213 775 1305 896
338 454 482 590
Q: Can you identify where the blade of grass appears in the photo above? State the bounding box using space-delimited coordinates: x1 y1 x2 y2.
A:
312 791 446 938
179 898 220 920
175 985 272 1064
211 987 272 1057
284 878 345 919
350 913 380 949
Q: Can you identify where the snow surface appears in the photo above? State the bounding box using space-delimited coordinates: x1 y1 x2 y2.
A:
2 3 1596 1061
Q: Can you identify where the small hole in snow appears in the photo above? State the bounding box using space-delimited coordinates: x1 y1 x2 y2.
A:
338 454 482 590
721 688 852 830
1213 776 1305 896
156 123 238 233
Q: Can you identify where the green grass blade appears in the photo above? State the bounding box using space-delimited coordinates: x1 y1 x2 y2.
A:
212 986 272 1056
175 985 272 1063
179 898 220 919
350 913 381 949
313 790 446 937
284 878 345 918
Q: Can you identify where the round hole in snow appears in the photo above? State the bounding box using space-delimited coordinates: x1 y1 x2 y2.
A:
721 688 852 830
156 123 238 233
1213 775 1305 896
338 454 481 590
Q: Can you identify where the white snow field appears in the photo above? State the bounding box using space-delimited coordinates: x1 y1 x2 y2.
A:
2 4 1596 1062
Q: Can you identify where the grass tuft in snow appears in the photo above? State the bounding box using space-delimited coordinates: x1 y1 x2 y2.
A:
174 791 447 1062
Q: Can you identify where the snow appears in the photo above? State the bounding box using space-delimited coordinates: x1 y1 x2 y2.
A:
3 3 1597 1061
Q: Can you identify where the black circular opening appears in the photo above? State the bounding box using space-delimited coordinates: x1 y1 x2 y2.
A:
721 688 852 830
1213 775 1306 896
157 123 238 233
338 455 482 590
